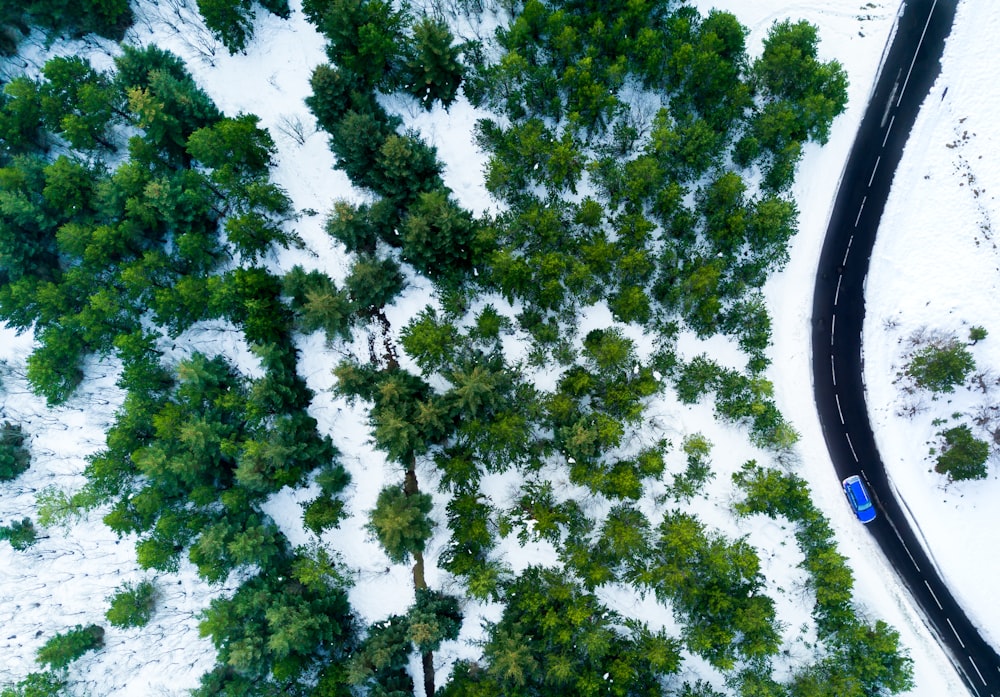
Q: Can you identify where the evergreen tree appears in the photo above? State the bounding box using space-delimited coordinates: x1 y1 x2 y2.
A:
403 17 464 110
442 566 681 696
372 132 442 203
0 671 65 697
311 0 408 90
39 55 119 150
197 0 255 54
328 109 398 189
0 517 37 550
25 324 86 405
906 338 975 393
400 188 477 280
935 424 989 481
0 422 30 481
35 625 105 670
282 266 353 341
752 19 848 146
105 579 157 628
0 155 61 281
344 254 405 312
406 588 462 653
367 485 434 564
0 77 46 159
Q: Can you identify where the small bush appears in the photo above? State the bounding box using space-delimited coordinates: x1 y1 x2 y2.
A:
935 424 989 481
105 580 156 628
906 338 975 393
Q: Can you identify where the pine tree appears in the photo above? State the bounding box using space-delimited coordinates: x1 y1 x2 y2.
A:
0 517 37 550
344 254 405 312
906 338 975 393
105 579 156 628
403 17 464 110
39 55 119 150
935 424 989 481
196 0 255 54
0 77 46 159
400 188 476 280
0 422 30 481
35 625 105 670
367 485 434 564
405 588 462 653
0 671 65 697
372 132 442 202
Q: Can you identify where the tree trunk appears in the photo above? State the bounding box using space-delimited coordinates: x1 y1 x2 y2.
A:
405 454 434 696
422 650 435 697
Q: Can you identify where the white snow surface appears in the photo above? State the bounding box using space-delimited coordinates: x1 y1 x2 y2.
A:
863 0 1000 653
0 0 990 695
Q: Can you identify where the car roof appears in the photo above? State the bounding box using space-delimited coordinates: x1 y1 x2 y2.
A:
845 477 871 505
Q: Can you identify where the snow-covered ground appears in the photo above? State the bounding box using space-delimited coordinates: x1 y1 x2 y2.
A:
863 0 1000 652
0 0 992 694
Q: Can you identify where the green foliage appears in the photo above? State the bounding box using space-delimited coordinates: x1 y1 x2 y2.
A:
367 485 434 564
0 78 46 158
25 324 86 405
400 188 478 280
906 337 975 393
302 465 351 535
0 154 62 282
401 307 460 373
327 109 399 189
441 566 681 696
0 0 132 46
748 19 848 191
651 511 779 669
303 492 347 535
35 624 104 670
105 579 157 628
282 266 353 341
187 113 274 179
36 487 84 531
372 132 442 203
968 325 988 344
754 20 848 144
39 55 119 150
324 199 390 254
404 17 464 110
344 254 405 312
935 424 989 481
306 63 361 134
672 433 713 500
347 614 414 694
198 558 355 685
0 671 64 697
406 588 463 652
197 0 255 54
789 620 913 697
733 463 857 634
592 504 651 581
0 422 30 481
309 0 409 90
120 48 222 161
0 517 37 550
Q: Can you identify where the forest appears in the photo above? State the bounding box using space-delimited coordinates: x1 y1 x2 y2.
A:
0 0 914 696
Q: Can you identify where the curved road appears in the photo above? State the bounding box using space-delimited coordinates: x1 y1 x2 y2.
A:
811 0 1000 695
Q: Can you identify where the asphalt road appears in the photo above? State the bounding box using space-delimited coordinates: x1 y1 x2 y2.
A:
811 0 1000 694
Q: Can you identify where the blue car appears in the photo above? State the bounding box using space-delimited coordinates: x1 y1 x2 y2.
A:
843 475 876 523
